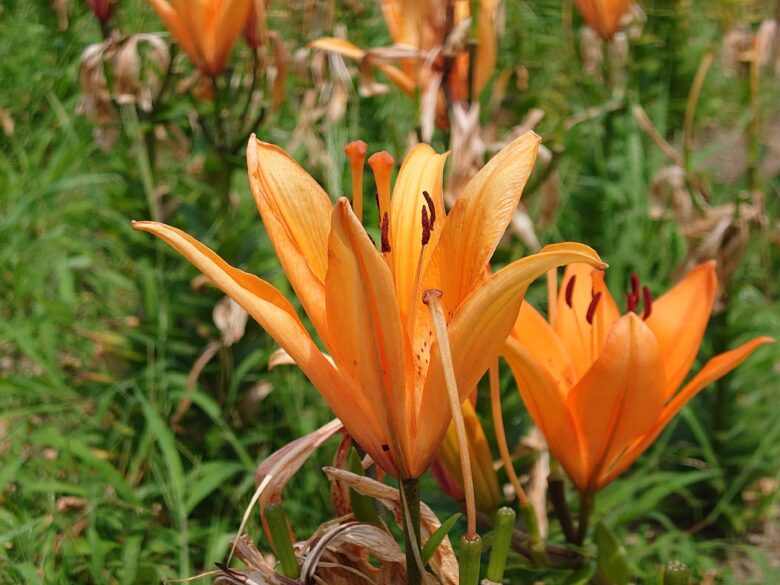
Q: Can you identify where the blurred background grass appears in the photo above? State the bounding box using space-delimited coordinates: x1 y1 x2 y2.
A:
0 0 778 583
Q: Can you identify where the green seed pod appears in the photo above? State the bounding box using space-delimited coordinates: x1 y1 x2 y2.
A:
459 534 483 585
485 507 515 582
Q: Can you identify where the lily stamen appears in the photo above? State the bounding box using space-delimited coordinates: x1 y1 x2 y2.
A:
422 190 436 230
407 205 432 340
344 140 367 222
565 275 576 308
586 292 602 325
642 286 653 320
368 151 394 220
380 212 391 253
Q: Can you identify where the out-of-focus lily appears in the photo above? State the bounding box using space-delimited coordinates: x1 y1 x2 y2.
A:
437 399 501 513
504 261 772 492
147 0 251 76
574 0 633 41
311 0 497 105
87 0 114 28
134 132 605 479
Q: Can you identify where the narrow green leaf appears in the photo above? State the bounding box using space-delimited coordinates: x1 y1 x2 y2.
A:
422 513 462 564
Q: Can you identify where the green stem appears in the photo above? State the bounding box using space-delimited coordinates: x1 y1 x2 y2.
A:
548 469 577 544
401 477 422 585
575 491 595 546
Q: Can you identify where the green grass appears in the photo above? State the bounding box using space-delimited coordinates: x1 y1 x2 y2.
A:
1 0 778 583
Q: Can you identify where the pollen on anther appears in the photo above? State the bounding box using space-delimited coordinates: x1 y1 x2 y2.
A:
586 292 602 324
642 285 653 320
421 206 431 246
565 275 576 308
380 212 391 253
422 190 436 229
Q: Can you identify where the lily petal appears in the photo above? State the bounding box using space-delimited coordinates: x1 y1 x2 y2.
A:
567 314 665 491
325 199 413 475
389 143 447 328
554 263 618 379
598 336 774 488
423 131 541 319
413 242 605 476
247 137 332 337
148 0 204 73
645 261 718 400
472 0 498 98
504 337 587 490
131 221 386 462
509 300 577 395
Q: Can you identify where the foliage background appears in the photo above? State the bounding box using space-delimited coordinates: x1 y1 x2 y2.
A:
0 0 778 583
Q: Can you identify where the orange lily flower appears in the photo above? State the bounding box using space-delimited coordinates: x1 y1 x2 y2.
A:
504 261 773 492
134 132 605 479
574 0 633 41
311 0 497 103
147 0 251 76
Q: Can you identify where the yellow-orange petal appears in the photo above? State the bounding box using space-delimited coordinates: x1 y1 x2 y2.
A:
325 199 413 476
414 242 605 474
423 131 541 319
645 261 717 400
247 137 331 336
597 336 774 488
554 263 618 379
389 144 447 326
567 314 665 491
131 221 387 461
438 400 501 513
509 300 577 395
503 337 587 490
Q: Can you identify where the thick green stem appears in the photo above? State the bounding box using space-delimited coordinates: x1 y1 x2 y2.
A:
575 492 595 546
401 477 422 585
548 470 576 544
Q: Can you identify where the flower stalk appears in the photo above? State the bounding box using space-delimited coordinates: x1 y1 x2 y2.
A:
400 477 423 585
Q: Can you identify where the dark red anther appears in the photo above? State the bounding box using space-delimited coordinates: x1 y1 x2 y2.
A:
565 275 576 308
381 212 391 253
626 291 638 313
381 443 390 452
422 190 436 229
421 205 431 246
630 272 640 298
642 285 653 320
586 292 602 324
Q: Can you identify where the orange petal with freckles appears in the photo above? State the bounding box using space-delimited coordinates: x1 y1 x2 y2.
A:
597 336 774 488
413 242 605 477
509 301 577 395
645 261 718 400
389 144 447 327
424 131 542 319
567 314 665 491
131 221 386 464
504 337 587 490
325 199 414 476
247 137 332 337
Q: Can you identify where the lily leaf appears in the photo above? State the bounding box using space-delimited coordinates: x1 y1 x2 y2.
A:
594 520 630 585
422 512 461 564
